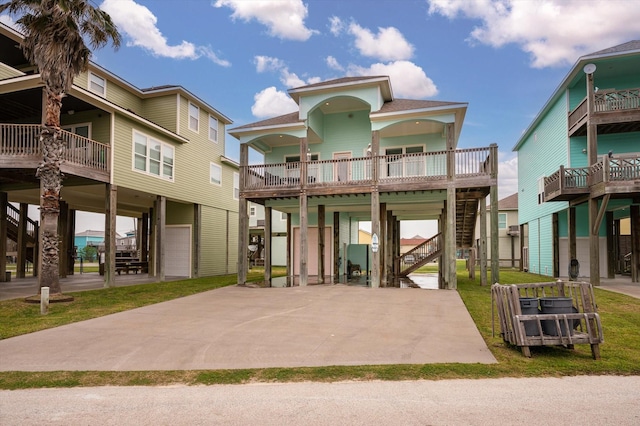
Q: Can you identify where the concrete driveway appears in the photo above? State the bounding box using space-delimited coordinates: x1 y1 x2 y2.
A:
0 284 496 371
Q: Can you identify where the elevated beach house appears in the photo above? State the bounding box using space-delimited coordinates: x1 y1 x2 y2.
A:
0 22 237 284
514 41 640 284
230 76 499 289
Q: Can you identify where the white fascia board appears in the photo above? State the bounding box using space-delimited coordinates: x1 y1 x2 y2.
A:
229 122 306 139
370 103 468 120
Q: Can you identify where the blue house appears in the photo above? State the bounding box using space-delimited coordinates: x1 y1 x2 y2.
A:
231 76 499 288
514 41 640 285
74 230 105 251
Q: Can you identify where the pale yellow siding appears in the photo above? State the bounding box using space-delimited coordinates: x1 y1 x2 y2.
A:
143 95 178 133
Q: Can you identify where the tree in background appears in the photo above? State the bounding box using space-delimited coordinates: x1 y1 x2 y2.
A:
0 0 120 295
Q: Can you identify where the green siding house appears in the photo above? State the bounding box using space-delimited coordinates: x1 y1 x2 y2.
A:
230 76 499 289
514 41 640 285
0 22 237 284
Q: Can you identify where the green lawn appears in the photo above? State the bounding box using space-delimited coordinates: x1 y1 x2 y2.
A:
1 264 639 389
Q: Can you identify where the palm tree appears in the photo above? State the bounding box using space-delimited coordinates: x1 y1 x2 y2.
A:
0 0 120 295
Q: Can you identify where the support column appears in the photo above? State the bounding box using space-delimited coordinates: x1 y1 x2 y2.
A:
631 205 640 283
265 206 272 286
141 212 149 273
58 201 68 278
568 207 576 278
0 192 6 282
333 211 340 282
479 196 487 286
17 203 28 278
104 184 117 288
370 130 380 288
148 207 155 277
286 213 292 280
300 193 308 286
588 197 600 285
193 204 201 278
490 184 499 284
238 144 249 285
606 211 615 279
155 195 166 283
386 210 394 283
379 202 387 287
67 208 76 276
318 204 325 283
552 212 559 278
446 186 457 289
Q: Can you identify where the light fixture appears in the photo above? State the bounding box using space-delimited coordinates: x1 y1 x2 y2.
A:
67 109 75 115
583 63 596 74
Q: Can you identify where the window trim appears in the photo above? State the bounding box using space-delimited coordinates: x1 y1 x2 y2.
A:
132 130 175 181
233 172 239 200
88 72 106 97
498 213 507 229
249 206 256 217
189 102 199 132
209 115 219 143
210 162 222 186
537 176 545 204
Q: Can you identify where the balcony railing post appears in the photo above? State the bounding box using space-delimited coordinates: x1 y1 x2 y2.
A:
603 155 610 183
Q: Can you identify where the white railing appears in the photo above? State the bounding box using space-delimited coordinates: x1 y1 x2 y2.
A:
0 123 41 155
378 151 447 182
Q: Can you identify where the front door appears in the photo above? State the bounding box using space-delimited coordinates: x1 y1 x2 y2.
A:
333 152 351 182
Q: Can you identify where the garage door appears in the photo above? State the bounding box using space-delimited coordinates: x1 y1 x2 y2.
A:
166 225 191 277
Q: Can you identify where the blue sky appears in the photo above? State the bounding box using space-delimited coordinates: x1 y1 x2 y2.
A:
3 0 640 235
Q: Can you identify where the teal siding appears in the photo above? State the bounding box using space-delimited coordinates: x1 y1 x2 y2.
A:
527 215 554 277
518 94 570 225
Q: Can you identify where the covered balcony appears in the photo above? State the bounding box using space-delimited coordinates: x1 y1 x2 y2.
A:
0 123 110 184
568 88 640 137
544 153 640 202
241 146 496 199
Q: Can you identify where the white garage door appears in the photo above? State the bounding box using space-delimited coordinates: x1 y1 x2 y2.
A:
165 225 191 277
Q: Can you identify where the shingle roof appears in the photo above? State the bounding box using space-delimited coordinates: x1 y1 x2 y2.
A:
291 76 387 91
586 40 640 57
498 193 518 210
230 112 302 131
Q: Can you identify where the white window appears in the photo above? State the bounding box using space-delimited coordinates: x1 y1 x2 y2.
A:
189 102 199 132
210 163 222 186
233 172 239 200
499 213 507 229
89 72 106 96
209 115 218 143
133 131 174 180
250 206 256 216
281 211 287 221
537 177 545 204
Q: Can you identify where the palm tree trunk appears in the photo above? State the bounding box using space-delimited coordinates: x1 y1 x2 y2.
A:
37 90 64 294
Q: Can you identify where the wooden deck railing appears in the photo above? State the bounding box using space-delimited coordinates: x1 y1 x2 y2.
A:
242 146 495 191
569 88 640 131
0 123 110 173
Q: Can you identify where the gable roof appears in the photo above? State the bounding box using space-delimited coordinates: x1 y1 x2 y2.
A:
483 193 518 211
512 40 640 151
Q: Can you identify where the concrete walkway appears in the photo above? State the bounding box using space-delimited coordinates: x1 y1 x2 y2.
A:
0 284 496 371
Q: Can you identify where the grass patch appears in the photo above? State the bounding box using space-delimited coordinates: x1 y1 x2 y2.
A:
1 265 639 389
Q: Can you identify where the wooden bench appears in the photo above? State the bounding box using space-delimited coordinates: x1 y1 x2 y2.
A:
492 280 604 359
115 259 148 275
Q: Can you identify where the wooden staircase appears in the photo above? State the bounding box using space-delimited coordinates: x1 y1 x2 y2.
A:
399 233 442 276
6 203 37 264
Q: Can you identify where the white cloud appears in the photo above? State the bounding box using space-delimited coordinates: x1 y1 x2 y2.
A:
348 23 415 61
281 70 306 88
326 56 344 71
251 86 299 118
214 0 317 41
329 16 344 36
255 56 285 73
348 61 438 98
497 152 519 198
100 0 229 66
428 0 640 68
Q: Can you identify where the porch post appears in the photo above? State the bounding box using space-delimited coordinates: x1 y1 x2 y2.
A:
606 211 615 279
386 210 394 283
238 144 249 285
631 205 640 283
155 195 166 283
552 212 559 278
58 201 68 278
286 213 292 280
370 130 380 288
193 204 201 278
67 208 76 276
104 184 117 288
299 137 309 286
490 184 499 284
568 207 576 278
380 202 387 287
479 195 488 286
333 211 340 282
17 203 28 278
265 206 272 286
318 204 325 283
141 212 149 273
446 186 457 289
588 197 601 285
0 192 6 282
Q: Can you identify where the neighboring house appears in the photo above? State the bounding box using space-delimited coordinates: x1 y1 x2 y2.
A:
514 41 640 284
248 202 287 266
74 230 106 251
475 193 520 268
0 22 237 283
230 76 499 288
358 229 372 245
400 235 427 254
